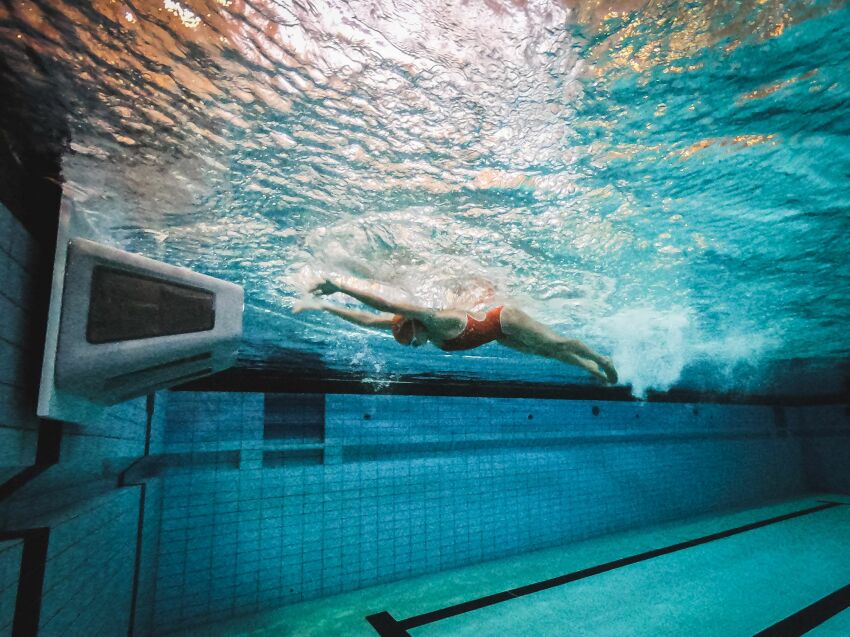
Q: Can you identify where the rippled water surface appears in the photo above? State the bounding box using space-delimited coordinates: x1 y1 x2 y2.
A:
2 0 849 394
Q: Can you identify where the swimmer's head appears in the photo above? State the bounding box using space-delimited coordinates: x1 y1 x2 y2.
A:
392 316 429 347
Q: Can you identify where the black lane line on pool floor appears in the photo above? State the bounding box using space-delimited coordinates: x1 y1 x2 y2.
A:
754 582 850 636
365 501 846 636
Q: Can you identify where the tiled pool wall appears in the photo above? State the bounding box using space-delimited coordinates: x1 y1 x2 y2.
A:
797 404 850 493
151 392 848 634
0 202 165 636
1 199 849 636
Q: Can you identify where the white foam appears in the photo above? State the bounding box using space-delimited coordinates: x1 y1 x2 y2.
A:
599 307 774 398
599 307 690 398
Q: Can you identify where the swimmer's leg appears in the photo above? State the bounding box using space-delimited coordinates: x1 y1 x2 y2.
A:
499 305 618 383
500 335 609 381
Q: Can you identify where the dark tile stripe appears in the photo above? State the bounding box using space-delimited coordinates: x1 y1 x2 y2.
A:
126 484 146 637
0 527 51 637
365 611 411 637
178 369 848 406
0 420 62 503
754 583 850 636
122 393 155 636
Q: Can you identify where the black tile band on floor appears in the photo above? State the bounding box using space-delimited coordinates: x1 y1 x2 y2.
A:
365 501 847 637
755 582 850 636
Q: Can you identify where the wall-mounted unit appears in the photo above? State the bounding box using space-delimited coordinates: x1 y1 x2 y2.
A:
39 236 243 422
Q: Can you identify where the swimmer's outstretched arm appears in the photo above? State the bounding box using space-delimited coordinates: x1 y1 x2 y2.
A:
311 278 435 321
294 299 394 330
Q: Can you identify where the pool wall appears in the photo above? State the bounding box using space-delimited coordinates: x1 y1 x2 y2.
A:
149 391 844 634
0 202 41 483
0 202 165 636
796 405 850 493
1 200 848 637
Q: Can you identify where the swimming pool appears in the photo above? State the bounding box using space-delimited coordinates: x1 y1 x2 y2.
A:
0 1 849 635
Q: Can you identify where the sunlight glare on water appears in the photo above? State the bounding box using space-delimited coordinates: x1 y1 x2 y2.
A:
2 0 849 394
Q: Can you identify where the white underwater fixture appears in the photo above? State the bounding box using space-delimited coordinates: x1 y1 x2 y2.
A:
39 235 243 421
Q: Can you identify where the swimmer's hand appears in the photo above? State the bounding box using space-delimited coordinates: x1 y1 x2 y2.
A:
292 298 324 314
309 278 339 296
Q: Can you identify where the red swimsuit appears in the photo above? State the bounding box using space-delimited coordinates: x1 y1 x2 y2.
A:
438 306 504 351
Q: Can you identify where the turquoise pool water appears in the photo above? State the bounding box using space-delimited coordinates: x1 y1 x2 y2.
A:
2 0 849 394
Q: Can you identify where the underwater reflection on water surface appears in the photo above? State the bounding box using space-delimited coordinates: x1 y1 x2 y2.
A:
1 0 849 393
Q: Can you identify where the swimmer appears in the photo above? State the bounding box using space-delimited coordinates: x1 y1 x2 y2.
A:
294 277 618 384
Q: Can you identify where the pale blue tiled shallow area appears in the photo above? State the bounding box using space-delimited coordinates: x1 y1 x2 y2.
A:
172 495 850 637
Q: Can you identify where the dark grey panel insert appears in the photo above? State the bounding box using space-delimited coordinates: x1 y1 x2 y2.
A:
262 449 324 467
86 266 215 343
263 393 325 442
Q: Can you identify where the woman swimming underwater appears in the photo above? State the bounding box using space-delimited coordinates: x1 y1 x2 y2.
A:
295 277 618 384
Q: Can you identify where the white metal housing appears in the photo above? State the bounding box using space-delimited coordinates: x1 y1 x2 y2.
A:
39 232 242 420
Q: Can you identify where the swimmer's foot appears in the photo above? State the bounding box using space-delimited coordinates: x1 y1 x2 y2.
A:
583 360 609 383
599 357 618 384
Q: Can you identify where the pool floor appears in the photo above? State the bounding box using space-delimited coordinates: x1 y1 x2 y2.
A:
173 495 850 636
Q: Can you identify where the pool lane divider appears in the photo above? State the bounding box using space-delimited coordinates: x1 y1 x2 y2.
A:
365 501 847 636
